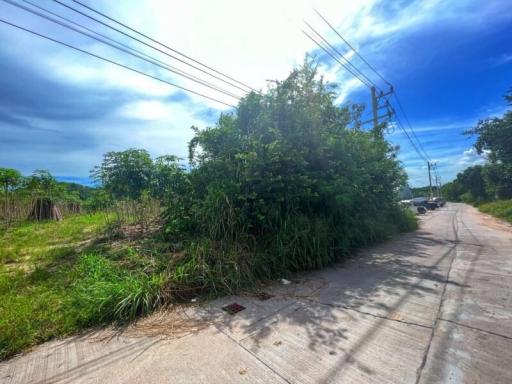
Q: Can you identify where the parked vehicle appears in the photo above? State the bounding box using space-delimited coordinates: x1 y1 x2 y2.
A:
412 197 437 210
400 199 427 215
432 197 446 207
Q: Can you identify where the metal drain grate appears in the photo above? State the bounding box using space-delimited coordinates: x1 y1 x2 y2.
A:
222 303 246 315
255 292 274 301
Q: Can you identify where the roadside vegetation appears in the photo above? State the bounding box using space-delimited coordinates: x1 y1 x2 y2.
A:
0 61 417 359
0 213 176 358
478 200 512 224
443 90 512 220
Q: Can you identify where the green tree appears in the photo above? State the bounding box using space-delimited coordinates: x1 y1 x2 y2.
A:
152 155 190 200
442 181 463 201
91 149 154 200
0 167 22 193
482 163 512 199
84 188 112 212
166 59 413 281
463 90 512 199
0 167 23 223
26 170 58 198
467 91 512 164
454 165 488 202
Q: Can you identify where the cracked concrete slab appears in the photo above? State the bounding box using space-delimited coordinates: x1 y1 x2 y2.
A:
241 302 431 384
202 294 296 341
0 326 288 384
441 267 512 338
306 265 445 327
419 320 512 384
201 275 326 340
302 225 457 327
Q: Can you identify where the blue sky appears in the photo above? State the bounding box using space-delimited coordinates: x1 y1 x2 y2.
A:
0 0 511 187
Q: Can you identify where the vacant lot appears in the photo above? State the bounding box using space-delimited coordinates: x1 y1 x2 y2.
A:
0 204 416 360
2 204 511 383
0 214 168 359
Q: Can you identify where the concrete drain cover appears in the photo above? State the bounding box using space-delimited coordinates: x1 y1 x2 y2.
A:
255 292 274 301
222 303 246 315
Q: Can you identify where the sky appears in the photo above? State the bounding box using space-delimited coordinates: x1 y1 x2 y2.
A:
0 0 511 187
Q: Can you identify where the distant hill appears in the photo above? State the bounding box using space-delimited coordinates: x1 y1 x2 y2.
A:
55 176 94 187
59 181 96 200
411 186 442 198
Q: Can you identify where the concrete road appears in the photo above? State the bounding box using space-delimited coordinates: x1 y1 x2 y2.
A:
1 203 512 383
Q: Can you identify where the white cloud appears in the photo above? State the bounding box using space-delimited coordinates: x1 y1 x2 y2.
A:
117 100 172 120
458 147 489 167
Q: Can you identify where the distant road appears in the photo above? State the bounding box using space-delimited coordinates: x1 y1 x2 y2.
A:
2 203 511 383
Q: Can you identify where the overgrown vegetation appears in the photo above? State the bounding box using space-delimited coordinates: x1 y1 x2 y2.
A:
1 61 417 359
160 62 416 294
478 200 512 223
442 90 512 220
0 213 176 359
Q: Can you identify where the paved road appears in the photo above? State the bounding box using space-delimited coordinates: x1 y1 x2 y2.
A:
2 203 512 383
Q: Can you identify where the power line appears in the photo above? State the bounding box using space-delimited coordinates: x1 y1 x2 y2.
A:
6 0 242 100
302 29 373 89
70 0 259 94
312 10 432 162
21 0 241 99
393 93 431 161
51 0 254 95
393 113 429 163
314 8 392 87
0 18 237 108
304 25 396 132
305 25 417 151
303 21 377 90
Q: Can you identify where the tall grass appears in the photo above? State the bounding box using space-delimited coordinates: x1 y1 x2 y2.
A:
478 199 512 223
169 207 418 296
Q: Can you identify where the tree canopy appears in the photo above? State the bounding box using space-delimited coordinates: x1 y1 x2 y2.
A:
160 60 414 282
91 149 154 200
446 90 512 201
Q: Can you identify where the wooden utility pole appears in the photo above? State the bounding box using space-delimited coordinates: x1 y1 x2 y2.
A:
371 86 379 131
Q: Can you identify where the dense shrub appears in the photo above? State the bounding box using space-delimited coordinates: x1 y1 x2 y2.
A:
163 61 415 293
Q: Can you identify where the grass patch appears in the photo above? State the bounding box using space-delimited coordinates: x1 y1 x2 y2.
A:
0 213 107 267
0 213 168 360
478 199 512 223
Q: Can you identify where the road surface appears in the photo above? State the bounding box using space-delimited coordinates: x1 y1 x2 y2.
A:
1 203 511 383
